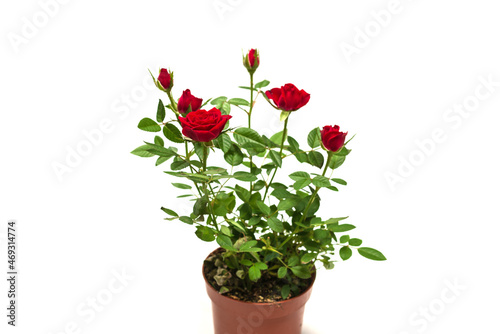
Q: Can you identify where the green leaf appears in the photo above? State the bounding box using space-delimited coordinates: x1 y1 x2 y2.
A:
217 235 236 251
270 131 286 146
287 136 300 153
358 247 386 261
326 185 339 192
340 235 350 243
340 246 353 260
314 217 349 226
239 240 258 251
256 201 271 215
156 99 166 122
193 196 209 216
293 178 312 190
312 175 331 188
226 218 246 234
179 216 194 224
254 262 268 270
233 128 265 146
255 80 270 89
329 224 356 232
280 111 290 121
296 152 309 163
131 145 155 158
291 265 311 279
211 96 227 107
171 183 192 190
234 184 251 202
195 226 215 242
288 256 299 267
170 160 190 170
307 127 322 148
277 197 297 211
331 178 347 186
161 207 177 216
154 136 164 146
224 145 244 166
240 259 253 266
144 143 177 157
289 171 310 181
267 216 284 232
308 151 324 168
217 133 232 153
329 154 346 170
314 229 330 240
248 265 261 281
156 156 169 166
281 284 290 300
301 253 315 264
221 101 231 115
269 150 282 167
278 267 287 279
238 86 258 91
233 171 257 182
349 238 363 247
228 98 250 106
163 124 184 143
138 118 161 132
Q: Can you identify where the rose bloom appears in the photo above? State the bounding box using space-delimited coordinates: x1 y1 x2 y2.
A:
179 108 232 142
243 49 259 72
265 84 310 111
321 125 347 153
158 68 172 90
178 89 203 114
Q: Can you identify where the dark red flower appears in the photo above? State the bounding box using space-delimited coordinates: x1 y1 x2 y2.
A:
157 68 173 90
177 89 203 114
179 108 232 142
243 49 259 73
265 84 310 111
321 125 347 153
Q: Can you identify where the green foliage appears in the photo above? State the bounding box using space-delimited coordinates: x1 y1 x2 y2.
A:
133 60 385 296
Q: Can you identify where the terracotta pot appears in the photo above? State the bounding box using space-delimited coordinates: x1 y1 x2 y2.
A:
203 249 316 334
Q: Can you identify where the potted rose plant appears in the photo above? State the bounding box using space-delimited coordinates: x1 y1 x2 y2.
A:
132 49 386 334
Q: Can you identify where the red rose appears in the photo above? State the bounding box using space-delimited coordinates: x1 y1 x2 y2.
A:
179 108 232 142
157 68 173 90
265 84 310 111
321 125 347 153
178 89 203 114
243 49 259 73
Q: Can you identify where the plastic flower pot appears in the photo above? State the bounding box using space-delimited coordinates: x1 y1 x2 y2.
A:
203 249 316 334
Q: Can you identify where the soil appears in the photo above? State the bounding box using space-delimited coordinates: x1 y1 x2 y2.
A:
203 248 314 303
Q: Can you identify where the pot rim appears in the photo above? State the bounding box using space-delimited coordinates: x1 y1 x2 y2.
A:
202 247 316 306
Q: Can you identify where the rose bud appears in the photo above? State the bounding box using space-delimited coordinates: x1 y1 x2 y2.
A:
321 125 347 153
265 83 310 112
157 68 173 91
243 49 259 73
179 108 232 142
177 89 203 114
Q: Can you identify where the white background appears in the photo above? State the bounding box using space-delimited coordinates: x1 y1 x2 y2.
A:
1 0 500 333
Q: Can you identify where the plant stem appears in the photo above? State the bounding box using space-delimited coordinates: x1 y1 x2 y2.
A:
278 151 332 250
248 73 254 193
248 73 254 128
186 141 203 197
263 116 289 199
